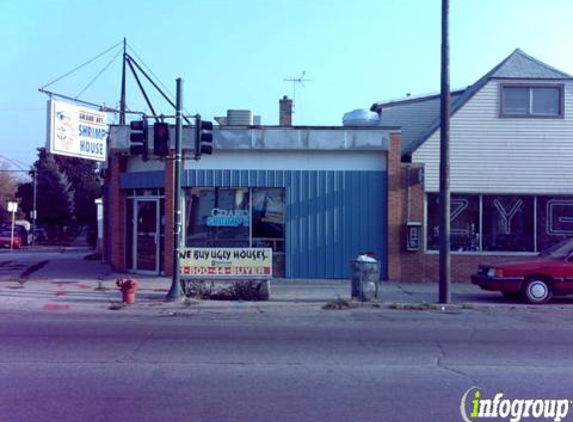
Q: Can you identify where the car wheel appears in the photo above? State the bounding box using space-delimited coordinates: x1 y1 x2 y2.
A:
521 278 552 304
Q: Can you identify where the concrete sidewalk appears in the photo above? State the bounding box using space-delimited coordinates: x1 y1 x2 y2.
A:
0 248 569 315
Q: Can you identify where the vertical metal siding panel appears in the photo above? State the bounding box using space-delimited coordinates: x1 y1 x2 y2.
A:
350 172 362 262
299 171 309 277
222 170 230 187
332 172 342 278
248 170 255 187
290 171 301 277
286 171 295 277
231 170 238 187
276 171 284 188
181 170 188 188
361 173 370 246
284 171 294 278
364 172 374 249
240 170 248 187
260 170 266 187
316 172 324 277
340 172 349 277
310 171 326 278
327 171 337 278
308 171 319 278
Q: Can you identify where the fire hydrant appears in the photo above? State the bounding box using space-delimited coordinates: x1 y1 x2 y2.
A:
116 278 138 304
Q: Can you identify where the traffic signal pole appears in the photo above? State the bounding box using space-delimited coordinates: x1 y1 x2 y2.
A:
166 78 184 301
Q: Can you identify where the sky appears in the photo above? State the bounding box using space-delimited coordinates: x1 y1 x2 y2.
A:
1 0 573 169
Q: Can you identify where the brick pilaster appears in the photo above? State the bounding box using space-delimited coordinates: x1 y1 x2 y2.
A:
108 154 127 272
387 133 402 281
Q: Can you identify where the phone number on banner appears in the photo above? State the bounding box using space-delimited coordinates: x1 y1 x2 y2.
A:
181 266 271 276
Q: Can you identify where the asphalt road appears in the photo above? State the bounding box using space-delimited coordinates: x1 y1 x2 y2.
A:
1 307 573 422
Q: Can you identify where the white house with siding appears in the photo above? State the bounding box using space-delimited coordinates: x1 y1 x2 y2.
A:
371 49 573 282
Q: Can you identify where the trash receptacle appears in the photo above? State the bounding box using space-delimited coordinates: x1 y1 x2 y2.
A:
351 254 381 301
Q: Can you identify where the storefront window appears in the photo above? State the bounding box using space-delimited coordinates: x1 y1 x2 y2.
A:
427 194 479 251
482 195 534 252
184 187 286 276
426 193 573 254
537 196 573 252
185 188 250 247
252 189 285 251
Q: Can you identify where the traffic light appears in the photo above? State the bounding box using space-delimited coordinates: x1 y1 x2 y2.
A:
129 119 148 161
153 122 170 158
195 116 214 159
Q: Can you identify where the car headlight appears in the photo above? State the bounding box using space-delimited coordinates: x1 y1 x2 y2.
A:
487 268 504 278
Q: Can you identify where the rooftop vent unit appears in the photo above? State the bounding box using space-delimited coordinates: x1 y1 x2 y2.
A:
227 109 253 126
342 109 380 127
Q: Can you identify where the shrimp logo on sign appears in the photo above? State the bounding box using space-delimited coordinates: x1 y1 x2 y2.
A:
460 387 571 422
55 110 77 151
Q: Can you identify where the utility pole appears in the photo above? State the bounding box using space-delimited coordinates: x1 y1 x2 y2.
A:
32 168 37 246
439 0 451 303
166 78 184 301
119 38 127 125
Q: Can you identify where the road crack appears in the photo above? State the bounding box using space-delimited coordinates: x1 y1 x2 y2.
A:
435 340 478 384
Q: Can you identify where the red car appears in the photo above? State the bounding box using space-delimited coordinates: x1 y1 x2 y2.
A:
472 238 573 304
0 230 22 249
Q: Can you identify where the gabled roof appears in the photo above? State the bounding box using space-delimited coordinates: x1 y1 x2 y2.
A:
370 90 466 157
370 49 573 157
490 48 573 79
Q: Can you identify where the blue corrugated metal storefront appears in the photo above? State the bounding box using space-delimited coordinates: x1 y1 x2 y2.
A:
121 169 387 279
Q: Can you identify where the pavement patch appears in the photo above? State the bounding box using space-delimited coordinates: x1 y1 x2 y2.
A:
20 260 50 280
323 299 352 310
42 304 71 311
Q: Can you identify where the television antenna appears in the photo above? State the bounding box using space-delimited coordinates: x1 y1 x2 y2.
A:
283 71 311 113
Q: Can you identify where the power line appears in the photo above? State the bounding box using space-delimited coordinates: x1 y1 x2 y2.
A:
126 44 194 118
75 48 123 100
40 40 123 90
0 155 31 171
127 44 176 102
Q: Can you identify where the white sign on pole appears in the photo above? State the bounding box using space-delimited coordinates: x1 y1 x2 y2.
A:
47 99 107 162
7 201 18 213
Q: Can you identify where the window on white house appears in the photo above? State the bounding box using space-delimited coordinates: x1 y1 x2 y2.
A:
501 85 563 117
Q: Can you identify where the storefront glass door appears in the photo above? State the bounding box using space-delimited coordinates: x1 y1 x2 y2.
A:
135 199 160 273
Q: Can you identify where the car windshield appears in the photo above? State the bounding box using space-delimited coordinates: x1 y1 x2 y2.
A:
539 238 573 259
